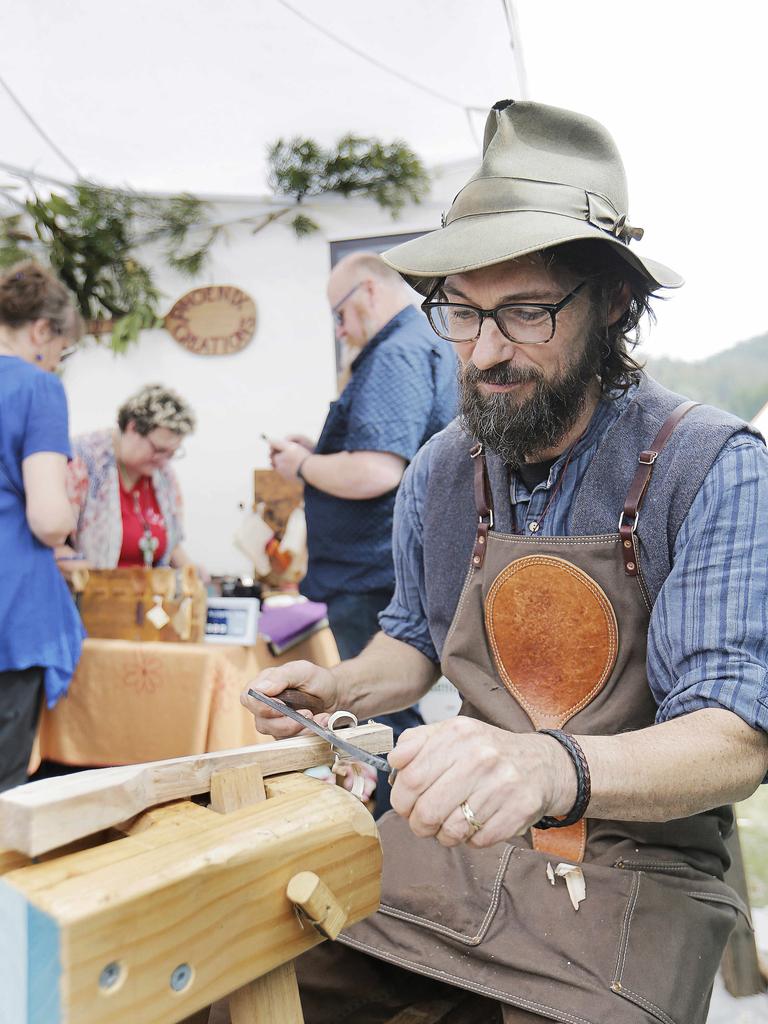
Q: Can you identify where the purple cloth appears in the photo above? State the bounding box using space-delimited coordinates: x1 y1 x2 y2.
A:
259 600 328 651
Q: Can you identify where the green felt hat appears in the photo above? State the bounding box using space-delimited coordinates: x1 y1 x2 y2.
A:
384 100 682 294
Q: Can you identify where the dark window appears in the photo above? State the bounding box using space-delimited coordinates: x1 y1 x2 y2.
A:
329 231 425 267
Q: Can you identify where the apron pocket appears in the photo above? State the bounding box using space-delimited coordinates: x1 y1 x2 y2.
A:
377 811 514 945
373 830 739 1024
377 841 644 1022
611 872 741 1024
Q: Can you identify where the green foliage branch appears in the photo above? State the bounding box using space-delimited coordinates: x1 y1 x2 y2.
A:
0 184 217 352
265 133 429 236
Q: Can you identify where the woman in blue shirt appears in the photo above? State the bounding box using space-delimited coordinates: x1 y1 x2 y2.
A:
0 260 85 791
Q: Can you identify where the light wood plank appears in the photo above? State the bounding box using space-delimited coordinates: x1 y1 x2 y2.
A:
0 723 392 856
8 807 219 898
263 773 324 800
114 798 212 838
1 832 115 878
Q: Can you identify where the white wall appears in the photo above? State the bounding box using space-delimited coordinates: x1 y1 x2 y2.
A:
61 165 470 576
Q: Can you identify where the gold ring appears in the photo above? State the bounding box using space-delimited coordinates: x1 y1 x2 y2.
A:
460 800 483 834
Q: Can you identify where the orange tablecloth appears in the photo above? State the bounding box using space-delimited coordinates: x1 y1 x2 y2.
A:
36 630 339 767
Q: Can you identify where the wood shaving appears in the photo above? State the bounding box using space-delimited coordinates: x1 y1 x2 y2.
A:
545 861 586 910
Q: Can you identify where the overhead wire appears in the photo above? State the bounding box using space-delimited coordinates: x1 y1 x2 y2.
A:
0 159 74 190
0 74 81 178
275 0 482 114
499 0 529 99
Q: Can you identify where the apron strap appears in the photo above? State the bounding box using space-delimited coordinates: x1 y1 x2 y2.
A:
470 443 493 568
619 400 699 576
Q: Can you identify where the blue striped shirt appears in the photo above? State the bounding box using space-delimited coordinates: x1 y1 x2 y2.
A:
380 389 768 734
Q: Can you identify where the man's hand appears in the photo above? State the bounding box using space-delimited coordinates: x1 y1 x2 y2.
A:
388 717 577 848
241 660 339 739
268 438 308 481
287 434 315 451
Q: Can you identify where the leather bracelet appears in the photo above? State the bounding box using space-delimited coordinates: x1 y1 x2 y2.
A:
534 729 591 830
296 455 310 482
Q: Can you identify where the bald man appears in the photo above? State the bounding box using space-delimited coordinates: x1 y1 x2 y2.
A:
270 252 457 814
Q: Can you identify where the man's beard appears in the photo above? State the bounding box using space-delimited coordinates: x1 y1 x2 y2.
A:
458 327 602 467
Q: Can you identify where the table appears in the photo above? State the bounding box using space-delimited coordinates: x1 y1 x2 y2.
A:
36 630 339 767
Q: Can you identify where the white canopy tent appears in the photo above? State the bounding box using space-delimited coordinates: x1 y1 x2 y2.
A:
4 1 768 360
1 0 521 195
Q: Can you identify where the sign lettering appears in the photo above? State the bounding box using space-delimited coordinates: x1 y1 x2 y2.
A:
165 286 257 356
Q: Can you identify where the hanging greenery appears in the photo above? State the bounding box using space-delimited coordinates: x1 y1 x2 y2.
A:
0 134 428 349
0 214 31 269
0 184 218 352
266 133 430 236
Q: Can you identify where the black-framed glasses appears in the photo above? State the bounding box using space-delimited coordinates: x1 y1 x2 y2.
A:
331 281 365 327
421 281 587 345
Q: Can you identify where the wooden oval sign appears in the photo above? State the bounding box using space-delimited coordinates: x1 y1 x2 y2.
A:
165 285 256 356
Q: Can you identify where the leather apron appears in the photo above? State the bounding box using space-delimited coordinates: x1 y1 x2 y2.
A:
341 407 749 1024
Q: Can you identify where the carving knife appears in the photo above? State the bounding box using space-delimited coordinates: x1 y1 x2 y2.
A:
247 689 397 782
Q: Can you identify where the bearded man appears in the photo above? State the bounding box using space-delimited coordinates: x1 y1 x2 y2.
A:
242 101 768 1023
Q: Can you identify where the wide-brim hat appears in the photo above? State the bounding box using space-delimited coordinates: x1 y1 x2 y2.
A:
383 100 682 294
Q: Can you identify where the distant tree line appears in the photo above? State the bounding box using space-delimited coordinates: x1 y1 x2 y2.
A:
644 332 768 421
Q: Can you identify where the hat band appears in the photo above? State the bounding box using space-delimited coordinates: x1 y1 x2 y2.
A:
445 176 630 240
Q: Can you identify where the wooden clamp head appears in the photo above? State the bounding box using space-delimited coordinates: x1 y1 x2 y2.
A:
287 870 348 940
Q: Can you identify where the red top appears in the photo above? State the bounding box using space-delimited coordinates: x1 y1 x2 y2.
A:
118 476 167 567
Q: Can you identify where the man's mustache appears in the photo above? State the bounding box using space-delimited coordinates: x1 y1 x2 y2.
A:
462 362 542 387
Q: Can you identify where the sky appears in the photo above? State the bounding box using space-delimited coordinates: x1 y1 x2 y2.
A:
2 0 767 361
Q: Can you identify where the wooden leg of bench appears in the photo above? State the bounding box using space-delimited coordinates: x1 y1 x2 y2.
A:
229 962 304 1024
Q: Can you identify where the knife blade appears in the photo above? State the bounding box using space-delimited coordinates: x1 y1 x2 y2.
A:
247 689 396 780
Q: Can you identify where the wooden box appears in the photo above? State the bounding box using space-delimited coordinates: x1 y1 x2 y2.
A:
77 565 207 643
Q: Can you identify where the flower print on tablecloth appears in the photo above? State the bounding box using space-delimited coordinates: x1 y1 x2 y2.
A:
210 658 240 714
122 651 163 695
